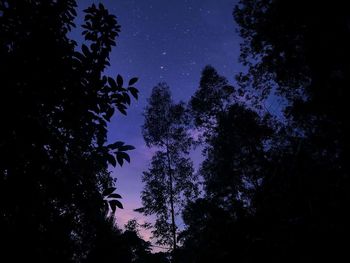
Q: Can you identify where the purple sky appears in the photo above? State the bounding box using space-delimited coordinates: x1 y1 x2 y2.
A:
74 0 242 244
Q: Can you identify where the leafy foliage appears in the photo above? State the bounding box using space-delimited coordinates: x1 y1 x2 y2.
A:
0 1 137 262
190 65 234 131
179 65 273 262
139 83 198 252
178 1 350 262
233 0 350 261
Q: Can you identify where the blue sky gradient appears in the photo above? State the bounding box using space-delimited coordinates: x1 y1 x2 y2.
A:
74 0 242 244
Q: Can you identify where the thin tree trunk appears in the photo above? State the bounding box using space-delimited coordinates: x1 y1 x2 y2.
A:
169 170 177 252
166 144 177 253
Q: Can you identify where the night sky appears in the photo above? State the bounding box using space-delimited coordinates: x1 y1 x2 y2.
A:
74 0 242 242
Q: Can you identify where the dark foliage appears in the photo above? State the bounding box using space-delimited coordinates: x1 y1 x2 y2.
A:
178 65 273 262
0 1 139 262
190 65 234 131
2 0 349 262
233 0 350 261
179 1 350 262
139 83 198 254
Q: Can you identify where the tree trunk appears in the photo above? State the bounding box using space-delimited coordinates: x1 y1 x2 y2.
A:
169 172 177 252
166 145 177 253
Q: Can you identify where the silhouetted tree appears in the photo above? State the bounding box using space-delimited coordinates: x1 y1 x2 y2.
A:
121 219 152 262
0 1 138 262
189 66 272 211
138 83 198 254
190 65 234 133
234 0 350 261
183 113 272 262
86 218 170 263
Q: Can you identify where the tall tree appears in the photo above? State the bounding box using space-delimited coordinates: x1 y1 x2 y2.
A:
139 83 198 253
190 65 271 210
234 0 350 261
178 66 273 262
0 1 138 262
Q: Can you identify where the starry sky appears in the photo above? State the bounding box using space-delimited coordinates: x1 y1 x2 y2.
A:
74 0 242 242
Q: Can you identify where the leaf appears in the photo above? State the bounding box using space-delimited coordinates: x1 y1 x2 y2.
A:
123 93 131 105
118 152 130 163
116 154 124 166
108 141 124 150
115 200 123 209
107 154 116 167
110 199 123 212
116 152 130 166
108 77 117 90
110 201 116 213
103 187 116 196
117 105 127 115
81 44 90 56
117 74 123 87
106 106 115 121
128 87 139 100
108 193 122 199
119 145 135 151
128 77 138 86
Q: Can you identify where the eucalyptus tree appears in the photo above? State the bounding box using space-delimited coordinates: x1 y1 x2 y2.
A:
139 83 198 253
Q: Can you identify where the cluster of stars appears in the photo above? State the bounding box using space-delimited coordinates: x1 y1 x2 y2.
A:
115 0 237 86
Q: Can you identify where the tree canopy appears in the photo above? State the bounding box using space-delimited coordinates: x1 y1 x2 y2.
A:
0 1 138 262
139 83 198 254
